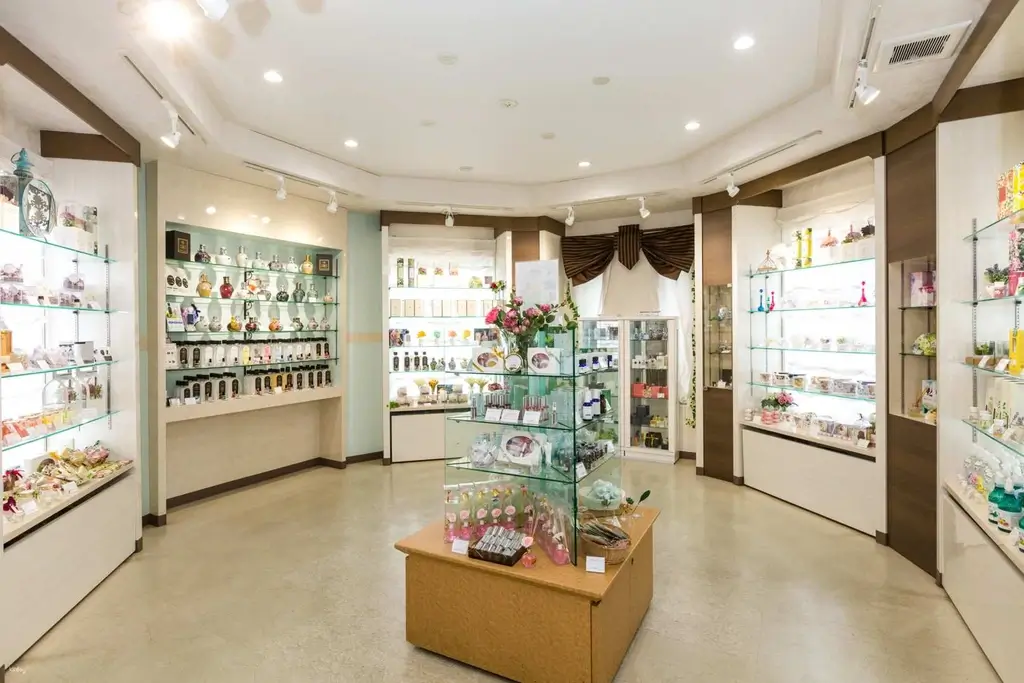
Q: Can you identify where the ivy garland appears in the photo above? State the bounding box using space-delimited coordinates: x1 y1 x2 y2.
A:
686 269 696 428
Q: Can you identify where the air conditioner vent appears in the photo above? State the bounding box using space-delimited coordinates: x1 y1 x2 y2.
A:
875 21 971 70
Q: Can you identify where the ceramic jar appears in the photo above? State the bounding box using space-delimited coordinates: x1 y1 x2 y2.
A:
276 286 290 302
194 244 211 263
196 273 213 297
258 282 272 301
252 251 267 270
292 282 306 303
269 318 282 332
301 255 314 275
245 317 259 332
320 317 330 331
236 246 249 268
292 317 304 331
196 316 210 332
219 276 234 299
285 256 299 273
216 247 233 265
227 315 242 332
308 317 319 330
269 255 283 271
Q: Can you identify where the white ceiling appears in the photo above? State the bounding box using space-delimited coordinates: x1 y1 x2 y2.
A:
0 0 1002 219
963 1 1024 87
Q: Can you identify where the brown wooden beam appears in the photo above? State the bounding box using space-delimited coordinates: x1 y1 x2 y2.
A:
739 190 783 208
941 76 1024 122
379 211 565 236
0 27 140 166
883 105 937 155
40 131 133 164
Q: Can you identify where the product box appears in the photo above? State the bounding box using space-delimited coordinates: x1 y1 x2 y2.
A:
389 299 403 317
456 299 468 317
165 229 191 261
998 163 1024 219
414 299 425 317
395 258 405 287
403 299 416 317
407 258 417 287
442 299 454 317
466 299 479 317
432 299 444 317
909 271 936 307
471 346 504 372
315 253 334 276
527 347 563 375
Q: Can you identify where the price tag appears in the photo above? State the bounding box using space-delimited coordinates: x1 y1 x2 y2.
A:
168 398 182 407
6 362 25 374
608 517 622 528
522 411 542 425
979 355 992 369
63 482 79 495
585 556 606 574
21 499 38 515
273 386 284 394
995 358 1011 373
484 408 503 422
184 397 199 406
576 462 588 479
856 439 870 449
451 539 470 555
500 409 521 424
34 360 50 370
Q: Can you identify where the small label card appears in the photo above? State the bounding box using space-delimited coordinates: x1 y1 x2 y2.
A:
21 499 38 515
585 556 606 574
6 362 25 374
484 407 503 422
856 439 870 450
576 462 588 479
500 409 521 424
168 398 182 407
995 358 1011 373
979 355 992 369
522 410 542 425
34 360 50 370
273 386 284 394
63 482 79 495
184 397 199 406
451 539 470 555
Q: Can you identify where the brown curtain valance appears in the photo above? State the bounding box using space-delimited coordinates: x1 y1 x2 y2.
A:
562 224 694 285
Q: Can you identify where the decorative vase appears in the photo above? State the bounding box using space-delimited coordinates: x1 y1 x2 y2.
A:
236 246 249 268
245 317 259 332
292 282 306 303
258 283 272 301
196 273 213 297
320 316 330 331
252 251 267 270
292 317 304 331
195 315 210 332
219 276 234 299
308 317 319 330
269 318 282 332
301 255 314 275
216 247 232 265
209 316 222 332
194 244 211 263
306 284 318 302
227 315 242 332
276 286 290 302
285 256 299 273
269 255 283 271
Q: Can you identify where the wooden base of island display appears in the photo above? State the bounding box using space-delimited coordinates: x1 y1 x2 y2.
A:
394 507 659 683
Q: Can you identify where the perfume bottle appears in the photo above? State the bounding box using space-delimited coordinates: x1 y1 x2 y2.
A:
219 276 234 299
216 246 232 265
301 255 314 275
196 273 213 297
245 317 259 332
413 352 421 371
292 317 304 331
403 352 410 370
285 256 299 273
292 282 306 303
306 284 318 303
393 351 400 371
236 246 249 268
269 255 282 271
276 286 290 302
194 244 211 263
252 251 267 269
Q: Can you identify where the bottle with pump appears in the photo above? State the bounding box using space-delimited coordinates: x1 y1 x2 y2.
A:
989 471 1006 524
997 473 1024 533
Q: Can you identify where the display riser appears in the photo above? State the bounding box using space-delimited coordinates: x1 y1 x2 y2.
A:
741 428 878 536
1 474 137 667
389 411 447 463
942 494 1021 683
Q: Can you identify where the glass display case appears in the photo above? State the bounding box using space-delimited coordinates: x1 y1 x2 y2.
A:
162 221 341 409
890 256 936 422
623 317 677 458
704 284 732 388
442 325 622 566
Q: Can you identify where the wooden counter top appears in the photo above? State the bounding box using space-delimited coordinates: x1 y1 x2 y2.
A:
395 506 659 601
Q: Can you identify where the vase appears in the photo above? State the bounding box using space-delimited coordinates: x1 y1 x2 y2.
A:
306 284 318 302
235 246 248 268
209 316 222 332
321 316 330 331
301 255 314 275
216 247 232 265
292 282 306 302
269 255 283 271
194 244 211 263
308 317 318 330
227 315 242 332
245 317 259 332
292 317 304 331
285 256 299 273
219 276 234 299
196 273 213 297
269 318 281 332
195 316 209 332
276 286 290 302
252 251 267 270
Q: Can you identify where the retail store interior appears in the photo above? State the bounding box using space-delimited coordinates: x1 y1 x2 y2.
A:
0 0 1022 681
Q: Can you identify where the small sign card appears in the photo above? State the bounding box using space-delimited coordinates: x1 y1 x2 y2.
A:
63 482 79 495
575 462 588 479
168 398 182 407
273 386 284 394
21 499 38 515
6 362 25 374
451 539 470 555
856 439 870 450
585 556 606 574
500 409 521 424
995 358 1011 373
522 410 542 425
34 360 50 370
484 408 503 422
979 355 992 369
184 397 199 406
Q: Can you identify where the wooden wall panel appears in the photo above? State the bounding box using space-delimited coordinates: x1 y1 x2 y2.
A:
701 208 732 286
887 414 938 577
703 388 734 482
886 131 937 263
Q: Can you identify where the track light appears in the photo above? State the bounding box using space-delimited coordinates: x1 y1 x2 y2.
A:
638 197 651 220
275 175 287 201
326 190 338 214
854 60 880 106
159 99 181 149
444 209 455 228
565 206 575 227
726 174 740 198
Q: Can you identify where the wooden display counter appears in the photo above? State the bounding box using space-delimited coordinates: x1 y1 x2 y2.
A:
394 507 659 683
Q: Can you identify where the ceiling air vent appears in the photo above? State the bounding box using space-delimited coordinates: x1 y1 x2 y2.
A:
875 21 971 70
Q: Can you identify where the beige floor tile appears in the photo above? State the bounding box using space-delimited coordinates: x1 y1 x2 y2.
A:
8 460 1000 683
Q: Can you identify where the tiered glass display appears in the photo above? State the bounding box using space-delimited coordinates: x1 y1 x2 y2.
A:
442 323 621 567
704 285 732 388
387 237 498 411
891 256 937 422
163 222 341 406
624 318 675 455
743 228 878 454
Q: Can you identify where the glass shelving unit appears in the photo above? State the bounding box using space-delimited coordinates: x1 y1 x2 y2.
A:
704 285 732 389
623 317 676 458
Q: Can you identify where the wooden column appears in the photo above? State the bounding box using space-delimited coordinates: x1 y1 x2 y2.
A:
701 208 734 482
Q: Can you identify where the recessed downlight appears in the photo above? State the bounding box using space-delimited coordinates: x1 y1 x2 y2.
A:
541 132 556 140
733 35 755 50
145 0 192 41
261 216 271 224
420 119 437 128
437 53 459 66
459 166 474 172
499 99 519 109
344 139 359 149
685 120 701 131
205 206 217 215
591 76 611 86
578 161 591 169
263 70 283 83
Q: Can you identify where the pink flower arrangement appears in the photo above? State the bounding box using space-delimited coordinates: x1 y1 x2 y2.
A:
776 391 796 409
539 303 552 314
484 308 500 325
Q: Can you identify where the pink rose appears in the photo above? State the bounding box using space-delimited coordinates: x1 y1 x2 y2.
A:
513 296 524 306
525 307 541 318
539 303 552 313
484 308 500 325
504 317 516 330
506 309 518 320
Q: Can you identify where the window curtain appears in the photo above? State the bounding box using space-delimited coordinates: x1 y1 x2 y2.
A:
562 225 694 285
656 269 694 404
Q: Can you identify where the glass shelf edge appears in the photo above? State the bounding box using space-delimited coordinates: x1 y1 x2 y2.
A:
0 229 114 263
745 256 876 277
1 411 120 453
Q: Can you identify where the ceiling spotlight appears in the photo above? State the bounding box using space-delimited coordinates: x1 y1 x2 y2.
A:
565 206 575 227
205 206 216 215
145 0 192 41
195 0 230 20
638 197 651 220
159 99 181 149
263 70 283 84
726 174 740 198
578 160 591 168
684 120 701 132
733 35 755 51
344 139 359 149
275 175 287 201
326 190 339 214
444 209 455 228
854 60 880 105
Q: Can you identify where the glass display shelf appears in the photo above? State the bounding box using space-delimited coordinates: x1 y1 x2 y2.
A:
390 368 618 379
389 343 478 349
0 301 113 314
750 346 875 355
746 256 875 277
166 259 340 280
0 229 114 263
388 316 486 320
389 286 492 292
748 305 875 314
166 295 338 306
899 305 936 311
748 381 875 403
1 360 116 381
961 294 1024 306
961 208 1024 241
166 357 338 372
963 419 1024 458
447 410 617 433
2 411 119 453
900 352 936 358
445 448 616 485
962 361 1019 377
166 330 337 337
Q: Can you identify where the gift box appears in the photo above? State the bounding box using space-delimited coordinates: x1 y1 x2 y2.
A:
165 229 191 261
909 271 936 307
631 383 646 398
315 253 334 276
527 347 563 375
998 163 1024 219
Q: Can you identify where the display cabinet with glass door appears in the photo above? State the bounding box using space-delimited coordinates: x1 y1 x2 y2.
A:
704 284 732 388
623 317 677 462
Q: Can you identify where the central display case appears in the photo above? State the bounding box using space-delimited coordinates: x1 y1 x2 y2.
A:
441 322 621 566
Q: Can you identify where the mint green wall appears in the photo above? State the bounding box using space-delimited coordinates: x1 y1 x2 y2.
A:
345 212 384 456
137 165 150 513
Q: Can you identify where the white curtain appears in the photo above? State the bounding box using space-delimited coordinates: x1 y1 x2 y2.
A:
657 271 693 402
601 253 660 317
571 267 609 318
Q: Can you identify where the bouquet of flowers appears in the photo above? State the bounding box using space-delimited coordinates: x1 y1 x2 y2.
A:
484 281 579 356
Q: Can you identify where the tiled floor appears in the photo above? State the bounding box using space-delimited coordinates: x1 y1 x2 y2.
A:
11 460 998 682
